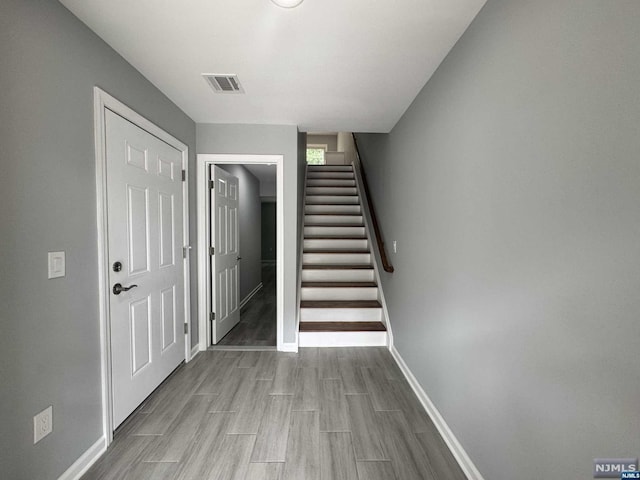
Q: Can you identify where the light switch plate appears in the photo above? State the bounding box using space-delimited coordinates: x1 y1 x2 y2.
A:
48 251 65 279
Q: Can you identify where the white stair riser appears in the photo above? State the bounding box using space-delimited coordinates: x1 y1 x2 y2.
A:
302 269 375 282
305 226 365 237
306 187 357 196
303 253 371 264
307 179 356 187
304 215 363 225
307 171 354 180
301 287 378 301
305 204 361 215
300 307 382 322
308 165 353 172
299 331 387 347
304 238 369 250
306 195 360 205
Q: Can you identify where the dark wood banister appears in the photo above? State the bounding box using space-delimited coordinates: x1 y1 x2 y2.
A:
351 133 394 273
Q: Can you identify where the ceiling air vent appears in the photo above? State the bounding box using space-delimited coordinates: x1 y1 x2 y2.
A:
203 74 245 94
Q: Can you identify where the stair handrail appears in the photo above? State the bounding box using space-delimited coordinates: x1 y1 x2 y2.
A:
351 133 394 273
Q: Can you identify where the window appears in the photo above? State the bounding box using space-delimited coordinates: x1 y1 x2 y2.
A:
306 147 325 165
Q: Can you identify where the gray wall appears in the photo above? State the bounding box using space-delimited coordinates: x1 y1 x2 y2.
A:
218 165 262 301
337 132 356 165
297 131 308 236
262 203 277 262
196 124 299 343
297 132 308 332
260 178 277 199
0 1 196 479
356 1 640 478
307 134 337 151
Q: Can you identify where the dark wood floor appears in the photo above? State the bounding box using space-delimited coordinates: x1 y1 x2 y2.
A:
218 264 276 347
82 347 466 480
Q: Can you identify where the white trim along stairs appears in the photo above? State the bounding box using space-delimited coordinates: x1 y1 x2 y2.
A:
299 164 388 347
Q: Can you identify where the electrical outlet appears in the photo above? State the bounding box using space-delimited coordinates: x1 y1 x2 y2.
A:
34 406 53 444
392 240 397 254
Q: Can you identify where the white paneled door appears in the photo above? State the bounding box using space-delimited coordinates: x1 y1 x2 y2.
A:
210 166 240 343
106 110 185 428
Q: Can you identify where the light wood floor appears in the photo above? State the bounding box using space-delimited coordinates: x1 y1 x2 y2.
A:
218 264 276 347
82 347 466 480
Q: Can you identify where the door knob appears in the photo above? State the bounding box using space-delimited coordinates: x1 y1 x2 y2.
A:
237 256 242 261
113 283 138 295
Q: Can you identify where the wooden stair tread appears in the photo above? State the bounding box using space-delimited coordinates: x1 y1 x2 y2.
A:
304 236 367 240
305 213 361 216
299 321 386 332
302 264 373 270
300 300 381 308
305 223 364 228
305 203 361 206
306 185 355 188
308 167 353 171
304 202 360 207
304 249 369 254
302 282 377 288
307 177 355 180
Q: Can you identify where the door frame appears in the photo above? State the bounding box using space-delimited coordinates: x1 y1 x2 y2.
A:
93 87 192 444
197 154 284 351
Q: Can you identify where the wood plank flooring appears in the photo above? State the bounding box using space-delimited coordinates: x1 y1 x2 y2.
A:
82 347 466 480
218 264 276 346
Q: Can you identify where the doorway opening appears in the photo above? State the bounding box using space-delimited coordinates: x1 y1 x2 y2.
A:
213 164 276 347
197 154 284 351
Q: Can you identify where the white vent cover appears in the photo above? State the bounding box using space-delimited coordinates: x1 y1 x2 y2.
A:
203 74 245 94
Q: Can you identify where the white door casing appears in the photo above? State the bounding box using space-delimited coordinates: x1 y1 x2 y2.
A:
105 110 185 428
210 166 240 343
196 154 286 351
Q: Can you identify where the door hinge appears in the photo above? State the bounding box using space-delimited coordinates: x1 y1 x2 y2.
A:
181 169 186 182
183 323 189 334
209 179 215 189
210 312 215 321
183 246 191 258
209 246 215 255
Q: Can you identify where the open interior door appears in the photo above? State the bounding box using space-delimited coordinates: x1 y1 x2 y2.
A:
210 165 240 343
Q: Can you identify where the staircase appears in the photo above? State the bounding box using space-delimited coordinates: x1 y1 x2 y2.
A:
299 164 388 347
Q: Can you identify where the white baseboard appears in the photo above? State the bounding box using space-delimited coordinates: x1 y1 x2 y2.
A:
279 342 298 353
190 344 200 361
58 436 107 480
239 283 263 310
389 346 485 480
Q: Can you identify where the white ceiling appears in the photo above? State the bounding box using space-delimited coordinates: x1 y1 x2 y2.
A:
59 0 485 133
243 163 277 186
